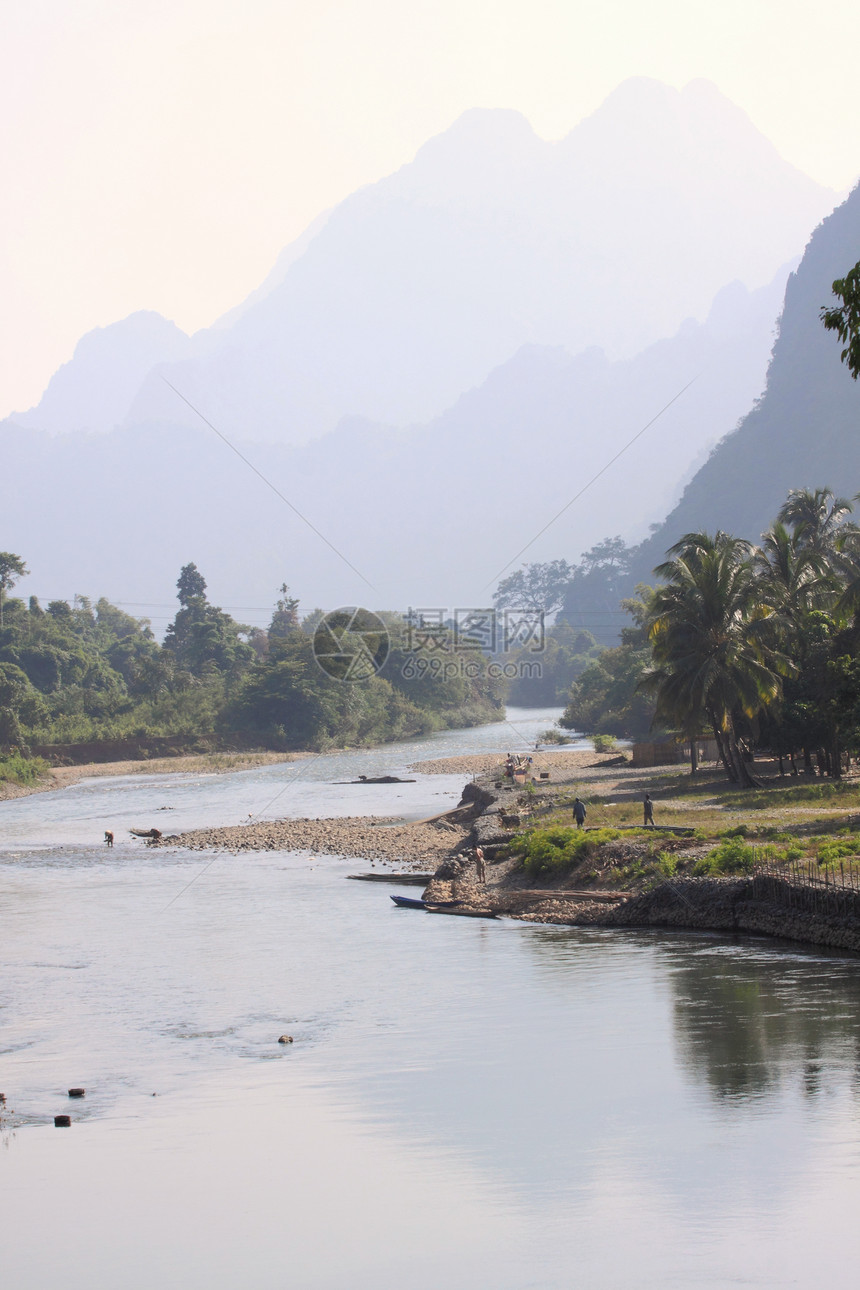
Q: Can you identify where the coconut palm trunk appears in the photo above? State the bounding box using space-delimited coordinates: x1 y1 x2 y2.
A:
644 532 791 790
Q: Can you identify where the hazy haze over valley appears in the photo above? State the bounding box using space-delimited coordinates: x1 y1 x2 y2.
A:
1 261 799 619
2 76 846 621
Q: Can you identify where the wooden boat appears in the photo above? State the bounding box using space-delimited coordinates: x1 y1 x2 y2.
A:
389 895 496 919
427 905 498 920
349 873 433 885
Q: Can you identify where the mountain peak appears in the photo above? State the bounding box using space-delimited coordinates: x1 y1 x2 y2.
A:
14 311 190 434
398 107 544 200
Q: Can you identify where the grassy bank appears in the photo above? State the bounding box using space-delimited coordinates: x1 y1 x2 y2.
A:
495 757 860 895
0 752 50 787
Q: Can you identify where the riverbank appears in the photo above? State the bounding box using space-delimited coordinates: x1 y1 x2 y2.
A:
419 763 860 953
0 750 308 802
411 749 619 779
177 814 469 868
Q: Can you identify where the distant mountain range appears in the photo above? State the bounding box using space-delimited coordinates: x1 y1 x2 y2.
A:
10 78 834 445
3 77 843 620
1 268 790 616
638 180 860 574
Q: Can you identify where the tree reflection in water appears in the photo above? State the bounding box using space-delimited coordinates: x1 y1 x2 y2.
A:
664 936 860 1102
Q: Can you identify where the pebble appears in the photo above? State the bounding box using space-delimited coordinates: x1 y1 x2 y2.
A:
278 1035 294 1044
177 815 467 867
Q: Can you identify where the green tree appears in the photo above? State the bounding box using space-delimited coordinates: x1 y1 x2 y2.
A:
176 563 207 607
560 588 657 739
821 262 860 379
493 559 575 617
558 536 638 643
644 533 792 787
0 552 28 629
164 565 253 680
776 487 854 559
506 622 601 705
269 583 300 638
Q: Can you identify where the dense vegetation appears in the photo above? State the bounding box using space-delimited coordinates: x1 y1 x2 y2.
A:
0 560 504 758
557 487 860 786
494 537 637 647
504 621 602 705
558 586 658 740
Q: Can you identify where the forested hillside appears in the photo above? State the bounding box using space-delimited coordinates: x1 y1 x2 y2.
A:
561 489 860 787
0 559 504 767
635 182 860 573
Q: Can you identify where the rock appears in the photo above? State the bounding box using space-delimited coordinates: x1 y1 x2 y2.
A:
54 1114 71 1127
278 1034 294 1044
68 1088 85 1098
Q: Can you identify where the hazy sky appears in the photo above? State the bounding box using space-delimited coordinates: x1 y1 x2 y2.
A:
4 0 860 418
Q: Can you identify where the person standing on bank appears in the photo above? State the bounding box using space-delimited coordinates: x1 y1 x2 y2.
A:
474 846 486 884
573 798 587 829
644 793 655 828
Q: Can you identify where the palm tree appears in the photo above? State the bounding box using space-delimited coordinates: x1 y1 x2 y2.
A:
643 532 792 787
755 522 826 617
777 488 853 559
754 520 843 775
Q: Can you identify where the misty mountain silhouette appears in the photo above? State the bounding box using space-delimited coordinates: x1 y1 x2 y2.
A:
11 78 834 448
2 270 789 614
638 180 860 573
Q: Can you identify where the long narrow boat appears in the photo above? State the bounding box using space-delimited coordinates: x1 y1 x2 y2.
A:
427 905 498 919
389 895 496 919
349 873 433 885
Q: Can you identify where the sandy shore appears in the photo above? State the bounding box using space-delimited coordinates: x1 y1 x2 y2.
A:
176 815 467 869
0 750 308 802
411 748 648 791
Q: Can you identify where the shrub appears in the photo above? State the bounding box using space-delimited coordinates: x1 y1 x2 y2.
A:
656 851 679 877
516 825 622 877
693 836 756 876
0 753 49 786
815 835 860 866
591 734 617 753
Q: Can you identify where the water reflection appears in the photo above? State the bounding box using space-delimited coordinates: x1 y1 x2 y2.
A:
663 938 860 1102
6 718 860 1286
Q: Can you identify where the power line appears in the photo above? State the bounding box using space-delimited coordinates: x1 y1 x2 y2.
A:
483 375 699 591
160 377 375 592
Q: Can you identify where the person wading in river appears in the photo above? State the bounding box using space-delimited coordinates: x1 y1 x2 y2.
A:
573 798 587 829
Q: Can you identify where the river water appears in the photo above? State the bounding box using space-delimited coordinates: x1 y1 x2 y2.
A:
2 709 860 1288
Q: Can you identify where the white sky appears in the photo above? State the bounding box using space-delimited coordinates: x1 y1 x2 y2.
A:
3 0 860 418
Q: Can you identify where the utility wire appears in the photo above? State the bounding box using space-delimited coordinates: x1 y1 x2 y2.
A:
484 375 699 591
160 376 375 592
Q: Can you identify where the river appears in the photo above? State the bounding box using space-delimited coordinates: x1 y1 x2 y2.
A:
2 708 860 1288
